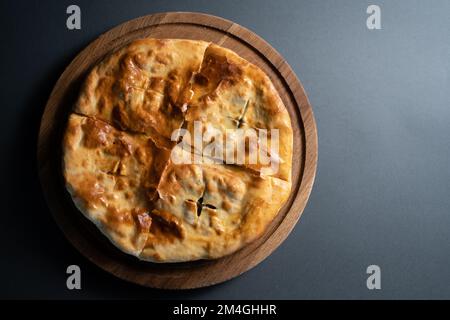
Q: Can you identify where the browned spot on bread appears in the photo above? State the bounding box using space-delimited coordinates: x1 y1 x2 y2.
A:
115 177 127 191
111 103 129 130
120 54 148 89
106 134 133 157
81 117 111 148
166 70 182 106
200 53 243 88
102 209 134 238
148 209 185 244
73 173 106 208
132 52 147 70
149 77 165 93
155 52 171 65
194 73 209 86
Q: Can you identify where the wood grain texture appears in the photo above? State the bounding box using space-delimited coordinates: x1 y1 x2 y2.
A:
37 12 318 289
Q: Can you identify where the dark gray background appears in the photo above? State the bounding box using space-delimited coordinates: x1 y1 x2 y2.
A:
1 0 449 299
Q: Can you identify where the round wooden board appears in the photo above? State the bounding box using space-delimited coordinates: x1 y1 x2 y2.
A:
37 12 318 289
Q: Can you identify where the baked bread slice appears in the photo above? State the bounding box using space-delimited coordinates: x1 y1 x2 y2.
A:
63 38 293 262
63 114 170 256
140 146 290 262
75 39 209 149
183 44 293 180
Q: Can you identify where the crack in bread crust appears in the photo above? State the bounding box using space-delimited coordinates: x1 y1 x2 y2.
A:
63 38 293 263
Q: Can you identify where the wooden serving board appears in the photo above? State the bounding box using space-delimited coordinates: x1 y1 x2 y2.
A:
37 12 318 289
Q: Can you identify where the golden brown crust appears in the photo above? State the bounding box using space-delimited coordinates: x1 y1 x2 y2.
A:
185 44 293 180
63 114 170 256
139 146 290 262
63 38 293 263
75 38 209 149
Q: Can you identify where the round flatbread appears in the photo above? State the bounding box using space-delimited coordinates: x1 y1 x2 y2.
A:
63 38 293 262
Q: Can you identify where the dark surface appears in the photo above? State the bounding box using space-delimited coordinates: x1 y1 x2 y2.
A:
0 0 449 299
